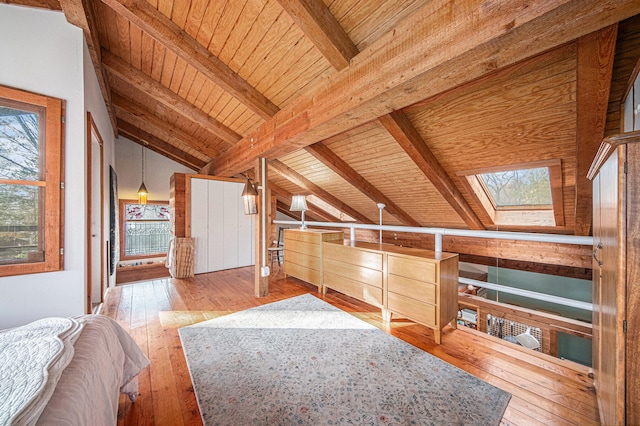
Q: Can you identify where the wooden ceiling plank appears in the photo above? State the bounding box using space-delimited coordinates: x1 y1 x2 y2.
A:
270 181 339 222
118 119 204 170
59 0 117 135
102 50 241 146
574 24 618 236
379 111 484 230
0 0 61 10
101 0 279 120
276 0 359 71
269 159 373 224
112 92 220 158
305 143 421 227
207 0 640 177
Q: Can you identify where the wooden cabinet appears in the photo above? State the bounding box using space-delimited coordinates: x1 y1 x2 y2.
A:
323 241 384 307
283 229 343 291
385 250 459 345
588 132 640 426
322 240 459 344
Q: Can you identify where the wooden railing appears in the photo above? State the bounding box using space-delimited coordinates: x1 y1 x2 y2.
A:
457 293 592 357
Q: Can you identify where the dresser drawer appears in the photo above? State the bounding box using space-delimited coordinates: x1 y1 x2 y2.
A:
323 258 383 288
387 292 436 327
285 250 321 270
284 262 320 285
324 243 383 270
387 274 436 304
324 272 383 306
387 255 437 283
284 239 321 258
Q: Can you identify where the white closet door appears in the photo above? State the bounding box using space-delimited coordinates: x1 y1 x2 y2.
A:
191 178 209 274
222 183 240 269
207 180 225 272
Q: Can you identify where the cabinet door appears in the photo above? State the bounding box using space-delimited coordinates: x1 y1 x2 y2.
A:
207 180 224 272
191 178 209 274
593 149 624 426
222 182 240 269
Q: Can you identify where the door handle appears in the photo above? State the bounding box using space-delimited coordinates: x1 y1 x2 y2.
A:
593 242 603 267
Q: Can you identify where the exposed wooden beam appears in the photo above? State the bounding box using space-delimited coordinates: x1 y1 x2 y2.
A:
305 143 420 227
575 24 617 236
102 50 241 146
269 181 340 223
0 0 61 10
100 0 279 120
276 0 358 71
118 119 204 170
379 111 484 230
269 159 373 224
111 93 220 159
59 0 117 135
207 0 640 176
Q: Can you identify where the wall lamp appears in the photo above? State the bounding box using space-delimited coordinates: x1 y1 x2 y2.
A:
290 195 308 229
242 178 259 215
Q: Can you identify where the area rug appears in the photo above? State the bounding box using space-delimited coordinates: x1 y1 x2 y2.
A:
179 294 511 425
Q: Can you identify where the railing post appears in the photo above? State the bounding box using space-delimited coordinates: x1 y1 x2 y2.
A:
435 233 443 252
350 225 355 241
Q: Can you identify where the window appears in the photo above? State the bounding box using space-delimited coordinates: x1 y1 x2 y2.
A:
0 85 64 276
119 200 171 259
458 160 564 228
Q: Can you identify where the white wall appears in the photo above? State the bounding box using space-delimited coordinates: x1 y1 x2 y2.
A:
115 136 194 201
0 4 87 328
83 39 118 289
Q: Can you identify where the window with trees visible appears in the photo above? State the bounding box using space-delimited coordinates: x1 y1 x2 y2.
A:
0 85 64 276
458 160 564 228
119 200 171 259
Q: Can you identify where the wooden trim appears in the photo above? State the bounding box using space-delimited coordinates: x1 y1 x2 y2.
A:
86 112 105 313
574 25 618 236
0 179 46 186
275 0 358 71
0 0 62 10
305 143 420 227
588 131 640 179
118 199 170 261
101 0 279 120
379 111 484 230
0 85 64 277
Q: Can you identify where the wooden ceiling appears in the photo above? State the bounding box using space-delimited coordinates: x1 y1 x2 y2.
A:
8 0 640 235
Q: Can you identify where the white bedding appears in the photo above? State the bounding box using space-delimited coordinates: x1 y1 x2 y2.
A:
0 315 149 426
0 318 84 425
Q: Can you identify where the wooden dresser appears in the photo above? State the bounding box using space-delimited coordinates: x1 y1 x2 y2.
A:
323 240 459 344
283 229 344 292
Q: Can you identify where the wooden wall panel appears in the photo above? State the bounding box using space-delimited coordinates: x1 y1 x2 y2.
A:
406 43 578 231
605 15 640 137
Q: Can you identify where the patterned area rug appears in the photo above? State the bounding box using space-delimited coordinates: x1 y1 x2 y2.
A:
179 294 511 425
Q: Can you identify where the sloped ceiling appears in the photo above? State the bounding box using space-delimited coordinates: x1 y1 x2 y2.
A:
9 0 640 236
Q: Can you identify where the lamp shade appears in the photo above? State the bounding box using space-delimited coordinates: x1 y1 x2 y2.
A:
137 182 148 205
242 178 258 215
290 195 308 212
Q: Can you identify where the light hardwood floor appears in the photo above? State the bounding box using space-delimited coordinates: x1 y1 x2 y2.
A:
104 267 599 426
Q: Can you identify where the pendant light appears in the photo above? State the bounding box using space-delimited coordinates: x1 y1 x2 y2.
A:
242 178 258 215
137 146 148 205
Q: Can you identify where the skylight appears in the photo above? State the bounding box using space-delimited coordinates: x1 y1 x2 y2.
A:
478 167 552 209
458 160 564 228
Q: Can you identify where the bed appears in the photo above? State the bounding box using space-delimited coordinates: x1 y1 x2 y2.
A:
0 315 149 426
